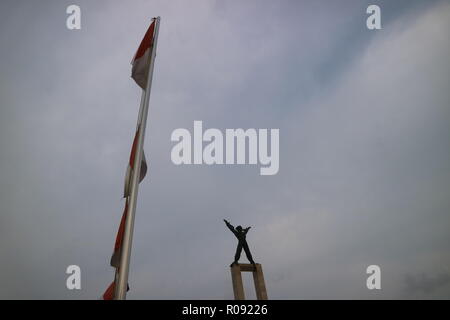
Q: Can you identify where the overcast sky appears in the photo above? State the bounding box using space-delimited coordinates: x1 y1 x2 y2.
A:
0 0 449 299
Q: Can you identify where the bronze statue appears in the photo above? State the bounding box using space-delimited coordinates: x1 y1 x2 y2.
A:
224 219 256 266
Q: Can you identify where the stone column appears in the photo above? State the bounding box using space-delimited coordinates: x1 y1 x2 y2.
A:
230 264 245 300
252 264 268 300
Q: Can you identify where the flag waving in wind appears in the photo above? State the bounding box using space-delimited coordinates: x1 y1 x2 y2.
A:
131 20 156 89
102 17 160 300
110 199 128 268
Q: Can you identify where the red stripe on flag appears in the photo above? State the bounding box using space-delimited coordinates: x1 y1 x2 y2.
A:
129 127 147 179
129 129 138 169
114 200 128 251
132 20 155 62
110 200 128 267
123 128 148 198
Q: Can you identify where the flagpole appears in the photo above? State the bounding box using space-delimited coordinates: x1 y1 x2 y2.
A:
115 16 161 300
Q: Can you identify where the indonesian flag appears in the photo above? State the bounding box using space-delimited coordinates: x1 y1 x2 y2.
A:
123 127 148 198
131 20 156 89
110 200 128 268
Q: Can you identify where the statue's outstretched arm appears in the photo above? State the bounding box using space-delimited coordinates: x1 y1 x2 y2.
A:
223 219 235 232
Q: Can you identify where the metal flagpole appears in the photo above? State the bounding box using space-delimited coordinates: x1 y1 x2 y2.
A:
115 16 161 300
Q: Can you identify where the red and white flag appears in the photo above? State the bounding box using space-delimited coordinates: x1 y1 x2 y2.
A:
131 20 156 89
103 199 130 299
124 127 148 198
110 200 128 268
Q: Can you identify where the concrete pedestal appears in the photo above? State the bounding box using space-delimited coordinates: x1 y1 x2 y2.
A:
230 263 268 300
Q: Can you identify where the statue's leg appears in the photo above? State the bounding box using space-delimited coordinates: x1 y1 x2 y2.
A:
234 243 243 263
243 242 255 264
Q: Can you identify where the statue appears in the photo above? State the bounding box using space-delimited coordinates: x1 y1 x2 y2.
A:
224 219 256 267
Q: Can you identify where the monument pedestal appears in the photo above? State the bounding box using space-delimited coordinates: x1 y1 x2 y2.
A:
230 263 268 300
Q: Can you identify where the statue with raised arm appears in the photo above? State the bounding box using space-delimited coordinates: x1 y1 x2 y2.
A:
224 219 256 267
